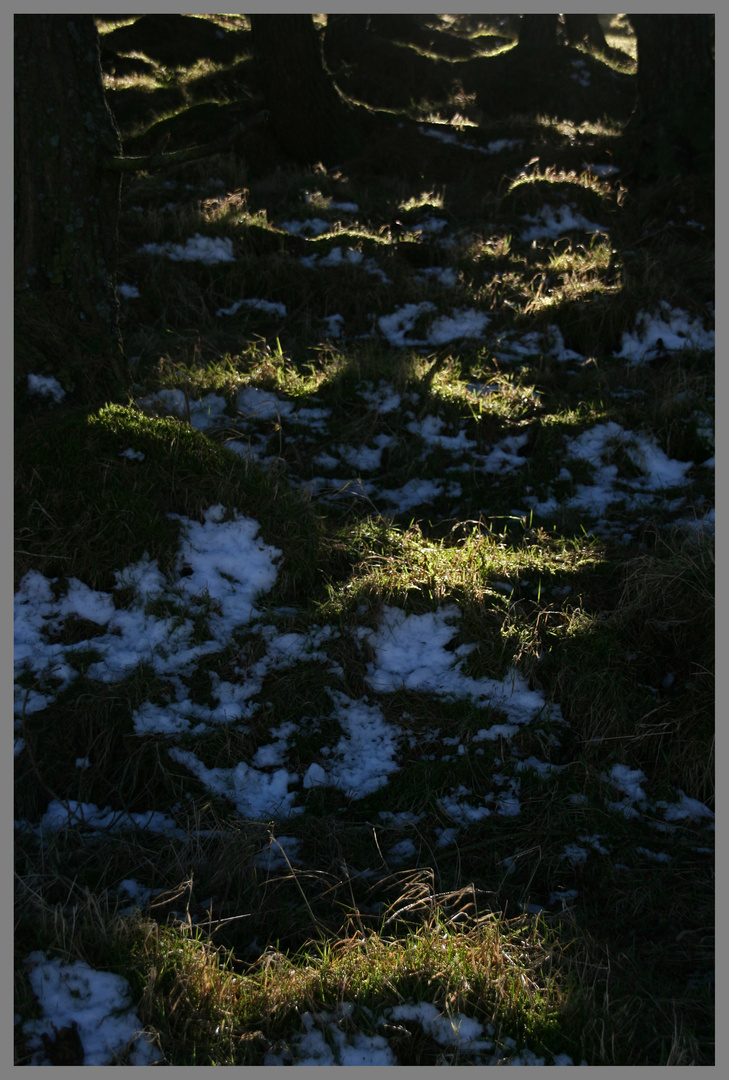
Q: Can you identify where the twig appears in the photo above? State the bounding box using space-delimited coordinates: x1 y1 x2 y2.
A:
102 110 269 174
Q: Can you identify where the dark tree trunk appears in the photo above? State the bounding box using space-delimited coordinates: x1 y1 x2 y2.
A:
627 15 714 177
15 15 130 401
563 14 609 53
249 14 361 167
326 14 369 39
367 15 424 42
517 14 560 52
323 14 370 85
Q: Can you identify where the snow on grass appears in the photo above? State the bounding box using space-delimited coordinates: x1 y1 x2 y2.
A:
379 477 448 512
135 388 229 430
331 433 397 472
254 834 301 872
378 302 489 346
39 800 185 838
22 951 162 1065
567 423 692 490
403 215 450 235
407 414 476 454
264 1005 397 1066
582 162 620 177
300 244 391 282
14 508 281 723
480 431 530 473
415 266 459 287
520 204 607 241
170 504 281 633
390 1001 494 1051
168 746 302 819
523 421 694 524
215 297 287 318
358 381 402 414
604 763 650 818
617 301 715 364
303 692 402 798
279 217 332 236
635 847 671 863
263 999 584 1066
322 312 345 337
138 233 235 263
363 606 556 726
419 124 523 157
236 385 295 420
570 58 591 87
485 138 524 154
658 790 715 825
492 324 583 363
27 373 66 403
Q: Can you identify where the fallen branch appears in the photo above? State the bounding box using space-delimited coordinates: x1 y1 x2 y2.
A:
102 109 269 173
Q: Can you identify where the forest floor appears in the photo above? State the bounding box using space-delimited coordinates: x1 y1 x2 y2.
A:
15 15 714 1066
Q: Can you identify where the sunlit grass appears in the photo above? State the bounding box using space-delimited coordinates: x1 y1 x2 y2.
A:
16 12 714 1068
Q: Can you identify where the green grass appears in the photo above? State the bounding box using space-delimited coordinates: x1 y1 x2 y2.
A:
15 14 713 1068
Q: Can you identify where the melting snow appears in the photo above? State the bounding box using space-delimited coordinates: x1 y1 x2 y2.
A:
27 373 66 403
521 204 607 241
378 302 489 346
22 952 162 1065
618 301 715 364
138 233 235 263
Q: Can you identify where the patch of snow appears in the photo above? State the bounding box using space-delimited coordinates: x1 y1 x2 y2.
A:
40 800 184 837
168 747 302 820
22 951 162 1065
379 478 445 511
237 386 295 420
264 1008 397 1066
138 233 235 263
216 297 286 318
254 835 301 872
618 302 714 364
582 162 620 177
27 373 66 403
521 204 607 241
378 303 489 347
301 244 391 282
311 692 402 798
280 217 332 236
364 606 557 728
323 313 345 337
415 266 459 287
358 381 402 414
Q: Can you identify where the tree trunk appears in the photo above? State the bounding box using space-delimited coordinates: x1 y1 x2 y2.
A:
563 14 609 53
250 14 361 167
367 15 424 43
627 15 714 177
15 14 130 401
517 14 560 52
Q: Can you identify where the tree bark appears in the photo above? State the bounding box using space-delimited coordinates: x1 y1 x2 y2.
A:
15 15 130 400
367 15 424 43
249 14 361 167
517 14 560 53
627 15 714 177
563 14 609 53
